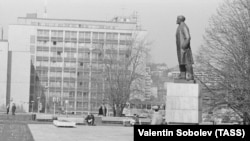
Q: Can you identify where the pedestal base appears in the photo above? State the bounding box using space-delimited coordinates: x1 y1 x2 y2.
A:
164 82 202 124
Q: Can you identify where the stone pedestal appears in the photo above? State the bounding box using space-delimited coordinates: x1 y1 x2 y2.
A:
164 81 202 124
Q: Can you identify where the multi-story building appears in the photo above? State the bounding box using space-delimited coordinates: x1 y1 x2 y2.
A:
8 13 146 114
0 40 9 111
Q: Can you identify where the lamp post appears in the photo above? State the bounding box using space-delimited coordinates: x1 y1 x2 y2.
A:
65 100 68 117
88 47 93 113
37 97 40 113
44 86 49 113
53 97 56 117
31 101 34 113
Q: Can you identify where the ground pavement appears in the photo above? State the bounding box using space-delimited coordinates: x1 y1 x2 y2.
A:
0 113 133 141
29 124 133 141
0 114 34 141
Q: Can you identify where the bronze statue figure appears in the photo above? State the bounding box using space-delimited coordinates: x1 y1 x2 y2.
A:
176 15 194 80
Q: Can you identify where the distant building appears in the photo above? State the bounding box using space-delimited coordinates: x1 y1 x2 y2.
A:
144 67 153 99
0 40 9 111
6 13 146 113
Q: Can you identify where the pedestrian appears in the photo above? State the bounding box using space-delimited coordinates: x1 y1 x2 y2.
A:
151 105 163 125
130 114 140 125
98 104 107 116
85 112 95 126
12 103 16 115
6 104 10 114
243 112 250 125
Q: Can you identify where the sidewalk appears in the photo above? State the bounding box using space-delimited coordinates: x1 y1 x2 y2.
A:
29 124 133 141
0 113 133 141
0 118 34 141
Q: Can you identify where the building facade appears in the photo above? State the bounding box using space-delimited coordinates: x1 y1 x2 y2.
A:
8 14 145 114
0 40 8 111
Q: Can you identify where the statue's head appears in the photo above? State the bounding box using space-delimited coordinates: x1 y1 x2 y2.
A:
177 15 185 24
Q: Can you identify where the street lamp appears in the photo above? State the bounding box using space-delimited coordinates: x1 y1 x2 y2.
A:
37 97 40 113
31 101 34 113
65 100 68 117
53 97 57 117
88 47 93 113
44 85 49 113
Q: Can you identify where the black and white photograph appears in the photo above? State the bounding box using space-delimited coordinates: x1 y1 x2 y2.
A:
0 0 249 141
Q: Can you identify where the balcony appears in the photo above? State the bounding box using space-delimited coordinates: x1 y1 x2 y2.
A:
105 49 118 54
36 66 49 70
64 58 76 62
36 56 49 61
64 48 77 52
51 37 63 42
78 38 91 43
50 47 63 52
49 67 63 71
63 68 76 72
78 48 90 52
37 46 49 51
50 57 63 62
64 38 77 42
37 36 49 41
106 39 118 44
92 39 105 44
63 77 76 81
63 87 75 91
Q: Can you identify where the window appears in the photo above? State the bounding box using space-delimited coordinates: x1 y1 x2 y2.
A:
37 29 49 37
79 62 83 66
78 43 84 48
65 31 77 38
92 53 99 60
120 33 132 40
79 32 84 38
99 32 105 40
83 92 88 98
53 41 57 45
77 92 82 97
30 35 36 43
92 32 98 39
57 51 62 56
69 91 75 98
69 101 74 108
106 32 118 40
77 102 82 108
85 32 91 39
51 30 63 37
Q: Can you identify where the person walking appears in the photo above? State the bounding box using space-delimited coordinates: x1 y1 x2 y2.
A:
98 104 107 116
151 106 163 125
12 103 16 115
6 104 10 114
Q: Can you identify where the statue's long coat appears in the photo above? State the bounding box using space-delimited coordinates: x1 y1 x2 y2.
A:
176 22 194 65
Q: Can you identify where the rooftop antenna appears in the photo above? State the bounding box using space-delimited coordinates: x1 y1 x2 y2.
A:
43 0 48 18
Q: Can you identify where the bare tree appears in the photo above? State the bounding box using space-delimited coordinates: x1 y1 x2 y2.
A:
196 0 250 120
103 33 150 117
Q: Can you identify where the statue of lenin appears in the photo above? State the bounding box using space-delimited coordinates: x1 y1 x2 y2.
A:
176 15 194 80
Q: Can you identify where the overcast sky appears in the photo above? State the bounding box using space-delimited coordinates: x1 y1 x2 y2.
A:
0 0 223 68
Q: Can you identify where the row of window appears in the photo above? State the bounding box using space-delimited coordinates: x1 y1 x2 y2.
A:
36 61 104 69
36 51 128 61
32 22 124 30
36 41 129 50
36 51 102 59
37 30 132 40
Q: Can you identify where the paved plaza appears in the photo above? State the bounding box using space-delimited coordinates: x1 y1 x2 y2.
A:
29 124 133 141
0 113 133 141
